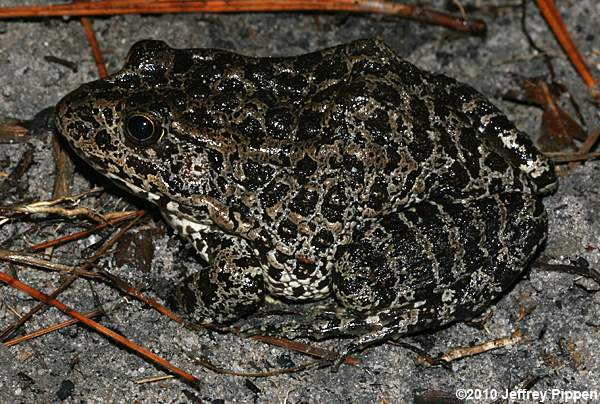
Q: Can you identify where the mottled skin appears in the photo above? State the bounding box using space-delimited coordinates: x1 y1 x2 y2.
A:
55 39 557 360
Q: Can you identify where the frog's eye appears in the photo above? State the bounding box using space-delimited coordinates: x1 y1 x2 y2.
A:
124 113 162 146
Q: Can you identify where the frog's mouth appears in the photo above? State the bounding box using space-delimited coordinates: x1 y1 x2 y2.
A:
64 140 165 209
103 171 163 205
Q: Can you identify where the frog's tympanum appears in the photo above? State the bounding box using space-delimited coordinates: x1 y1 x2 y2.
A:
55 39 557 361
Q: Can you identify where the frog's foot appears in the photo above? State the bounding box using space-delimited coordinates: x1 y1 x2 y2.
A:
329 318 412 370
238 316 341 341
237 306 419 369
236 305 346 340
167 236 265 324
237 302 411 341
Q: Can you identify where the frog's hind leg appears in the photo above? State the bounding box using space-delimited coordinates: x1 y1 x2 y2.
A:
333 192 548 330
167 232 266 324
329 193 546 358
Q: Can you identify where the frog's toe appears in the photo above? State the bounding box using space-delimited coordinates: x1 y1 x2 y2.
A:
327 319 417 370
236 316 339 340
235 318 285 338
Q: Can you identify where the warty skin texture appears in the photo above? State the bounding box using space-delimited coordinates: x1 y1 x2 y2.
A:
55 39 557 359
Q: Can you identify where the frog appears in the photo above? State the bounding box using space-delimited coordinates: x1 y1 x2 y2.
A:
54 38 557 363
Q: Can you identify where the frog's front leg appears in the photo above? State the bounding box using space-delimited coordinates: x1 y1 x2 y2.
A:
165 220 266 324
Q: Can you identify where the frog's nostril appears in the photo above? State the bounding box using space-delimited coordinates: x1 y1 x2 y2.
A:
54 97 70 132
56 91 75 118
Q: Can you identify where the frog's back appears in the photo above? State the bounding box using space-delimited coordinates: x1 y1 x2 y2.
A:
81 38 556 216
151 38 556 200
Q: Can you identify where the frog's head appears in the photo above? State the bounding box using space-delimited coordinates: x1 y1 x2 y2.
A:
55 40 225 209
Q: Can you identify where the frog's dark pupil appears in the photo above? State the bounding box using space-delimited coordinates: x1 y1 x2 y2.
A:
126 115 155 143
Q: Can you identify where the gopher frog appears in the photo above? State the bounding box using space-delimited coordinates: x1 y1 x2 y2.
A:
55 39 557 359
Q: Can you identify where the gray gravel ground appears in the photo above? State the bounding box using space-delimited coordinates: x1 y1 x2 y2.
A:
0 1 599 403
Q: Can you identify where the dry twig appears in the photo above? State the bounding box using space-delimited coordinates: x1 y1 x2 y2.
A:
0 0 487 35
79 16 108 78
29 210 145 251
536 0 599 103
3 309 104 347
0 210 144 341
51 133 75 200
0 271 200 384
250 334 360 366
0 121 29 144
440 328 524 362
0 187 105 222
193 354 324 377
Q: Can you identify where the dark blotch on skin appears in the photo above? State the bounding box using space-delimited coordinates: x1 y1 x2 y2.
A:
290 188 318 217
297 109 323 140
311 228 334 250
240 116 264 148
102 107 114 124
125 155 158 178
258 182 290 209
294 154 317 183
206 148 224 171
367 176 389 212
313 56 349 82
322 184 347 223
277 219 298 241
172 50 194 74
94 129 116 151
155 139 180 161
266 107 294 140
55 38 557 345
241 160 274 192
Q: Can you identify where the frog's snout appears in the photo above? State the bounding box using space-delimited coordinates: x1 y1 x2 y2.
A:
54 83 101 144
54 92 71 135
55 88 84 138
